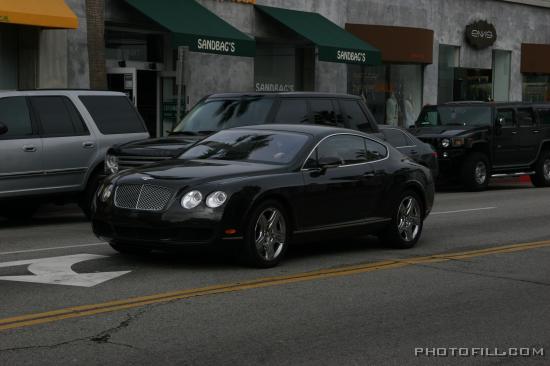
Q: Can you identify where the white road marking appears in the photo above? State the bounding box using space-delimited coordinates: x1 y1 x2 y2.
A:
0 242 108 256
0 254 130 287
431 207 497 215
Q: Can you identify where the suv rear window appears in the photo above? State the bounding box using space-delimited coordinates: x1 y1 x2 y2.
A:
0 97 33 138
79 95 146 135
417 105 492 127
172 97 275 133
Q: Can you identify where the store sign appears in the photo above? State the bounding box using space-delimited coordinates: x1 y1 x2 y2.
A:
318 47 379 65
336 50 367 63
197 38 236 54
465 20 497 49
255 82 295 92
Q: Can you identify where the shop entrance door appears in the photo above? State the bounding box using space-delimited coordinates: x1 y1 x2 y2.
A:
107 68 158 137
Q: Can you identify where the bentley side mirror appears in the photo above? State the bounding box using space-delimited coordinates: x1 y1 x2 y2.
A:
0 121 8 135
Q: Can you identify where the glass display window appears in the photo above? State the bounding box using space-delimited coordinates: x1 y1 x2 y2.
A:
348 64 423 127
523 75 550 102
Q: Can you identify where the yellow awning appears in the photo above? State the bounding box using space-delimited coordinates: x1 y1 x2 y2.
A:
0 0 78 29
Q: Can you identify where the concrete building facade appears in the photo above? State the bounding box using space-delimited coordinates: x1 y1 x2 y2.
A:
2 0 550 135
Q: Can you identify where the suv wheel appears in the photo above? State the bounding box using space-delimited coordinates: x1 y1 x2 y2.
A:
531 150 550 187
461 152 490 191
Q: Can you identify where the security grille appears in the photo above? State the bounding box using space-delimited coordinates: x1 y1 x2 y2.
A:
114 184 174 211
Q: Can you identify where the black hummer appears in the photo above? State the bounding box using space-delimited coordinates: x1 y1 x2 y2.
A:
412 102 550 190
104 92 380 175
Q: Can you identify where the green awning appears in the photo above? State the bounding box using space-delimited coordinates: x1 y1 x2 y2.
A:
125 0 255 57
256 5 381 65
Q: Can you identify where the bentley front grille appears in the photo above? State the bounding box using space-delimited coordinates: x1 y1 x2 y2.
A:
114 184 174 211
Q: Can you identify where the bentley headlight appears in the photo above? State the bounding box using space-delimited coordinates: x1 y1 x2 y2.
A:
105 154 119 175
441 138 450 148
181 190 203 209
101 184 114 202
206 191 227 208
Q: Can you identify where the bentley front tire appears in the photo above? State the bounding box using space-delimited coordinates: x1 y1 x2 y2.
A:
243 200 289 268
381 191 424 249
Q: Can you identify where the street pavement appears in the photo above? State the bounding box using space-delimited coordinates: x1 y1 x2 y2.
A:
0 181 549 365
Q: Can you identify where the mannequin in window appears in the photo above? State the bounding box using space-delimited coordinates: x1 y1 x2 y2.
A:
404 94 415 127
386 92 399 126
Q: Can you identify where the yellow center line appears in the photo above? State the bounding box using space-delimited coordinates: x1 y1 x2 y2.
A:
1 239 550 332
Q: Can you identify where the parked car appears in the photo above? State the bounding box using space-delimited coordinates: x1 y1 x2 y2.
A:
412 101 550 190
92 124 435 267
104 92 383 175
378 124 438 178
0 90 150 220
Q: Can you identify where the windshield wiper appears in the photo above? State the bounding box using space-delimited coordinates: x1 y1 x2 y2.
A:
197 130 217 135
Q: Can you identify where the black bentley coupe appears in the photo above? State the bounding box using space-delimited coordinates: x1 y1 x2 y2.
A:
92 125 434 267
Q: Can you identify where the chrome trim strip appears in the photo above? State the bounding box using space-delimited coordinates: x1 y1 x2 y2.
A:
300 132 390 171
0 167 87 179
293 218 391 235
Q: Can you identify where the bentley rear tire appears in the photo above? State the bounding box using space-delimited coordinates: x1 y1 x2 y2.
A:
380 191 424 249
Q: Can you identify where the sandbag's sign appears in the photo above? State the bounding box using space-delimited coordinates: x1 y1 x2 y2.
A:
465 20 497 49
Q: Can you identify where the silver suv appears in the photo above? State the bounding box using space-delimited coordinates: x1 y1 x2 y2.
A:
0 90 149 220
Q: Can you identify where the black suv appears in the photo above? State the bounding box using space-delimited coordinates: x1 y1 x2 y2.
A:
105 93 380 174
413 102 550 190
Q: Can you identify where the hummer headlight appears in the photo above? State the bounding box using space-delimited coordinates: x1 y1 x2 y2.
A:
105 154 119 175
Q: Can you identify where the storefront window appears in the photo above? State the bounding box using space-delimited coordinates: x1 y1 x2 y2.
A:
493 50 511 101
0 25 37 90
523 75 550 102
105 30 163 63
348 64 423 127
437 45 460 103
254 44 314 92
0 25 18 90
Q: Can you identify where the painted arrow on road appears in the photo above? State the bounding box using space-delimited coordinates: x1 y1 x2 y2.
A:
0 254 131 287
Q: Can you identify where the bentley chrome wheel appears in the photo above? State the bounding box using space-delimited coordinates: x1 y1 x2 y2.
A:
254 208 286 261
397 196 421 242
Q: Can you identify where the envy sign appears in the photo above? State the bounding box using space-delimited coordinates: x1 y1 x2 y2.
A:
465 20 497 49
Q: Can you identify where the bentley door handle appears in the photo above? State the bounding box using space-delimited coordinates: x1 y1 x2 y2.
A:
362 172 375 177
532 130 541 134
511 131 518 135
82 141 95 149
23 145 37 152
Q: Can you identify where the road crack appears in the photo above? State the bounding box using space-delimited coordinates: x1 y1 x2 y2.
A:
410 262 550 287
0 309 146 354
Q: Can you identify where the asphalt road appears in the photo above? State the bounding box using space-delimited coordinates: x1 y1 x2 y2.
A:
0 180 549 365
